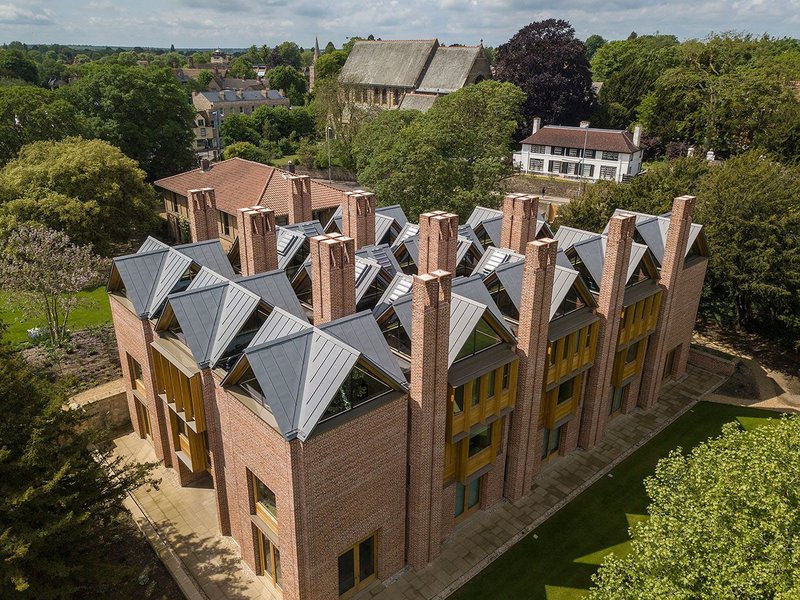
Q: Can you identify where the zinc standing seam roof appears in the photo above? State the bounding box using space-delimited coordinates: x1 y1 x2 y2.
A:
356 244 403 278
175 240 237 279
604 209 705 264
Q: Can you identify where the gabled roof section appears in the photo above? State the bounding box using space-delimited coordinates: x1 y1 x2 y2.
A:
175 239 236 279
224 310 406 441
354 257 384 302
139 236 169 253
452 275 511 331
373 273 414 317
156 278 264 369
417 45 483 93
394 227 484 269
390 222 419 249
389 291 513 367
188 266 230 290
238 271 308 321
471 246 524 278
356 244 403 278
325 205 408 243
339 39 439 88
466 206 502 229
397 92 437 112
604 209 706 265
276 223 320 269
281 220 324 238
478 216 503 247
109 248 193 319
520 125 640 153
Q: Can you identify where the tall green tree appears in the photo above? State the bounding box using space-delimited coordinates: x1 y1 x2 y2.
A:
316 50 348 81
0 333 154 598
222 141 273 164
589 416 800 600
494 19 595 131
277 41 302 69
354 80 525 219
228 56 255 79
219 114 261 147
0 86 84 165
0 137 159 254
266 65 307 105
59 63 195 180
585 35 607 61
0 49 38 83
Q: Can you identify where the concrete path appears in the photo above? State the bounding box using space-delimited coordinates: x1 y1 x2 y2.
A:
113 366 725 600
113 435 280 600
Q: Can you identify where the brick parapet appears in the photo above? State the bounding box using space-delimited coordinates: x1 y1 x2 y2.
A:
501 193 540 255
417 211 458 275
342 190 376 249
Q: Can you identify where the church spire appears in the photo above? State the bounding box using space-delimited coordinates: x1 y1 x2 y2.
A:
314 36 320 60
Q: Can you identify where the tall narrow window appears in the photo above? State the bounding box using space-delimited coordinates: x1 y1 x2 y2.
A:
454 386 464 414
252 473 277 525
471 378 480 407
257 528 281 588
455 477 482 518
502 363 511 390
338 534 376 596
486 370 496 399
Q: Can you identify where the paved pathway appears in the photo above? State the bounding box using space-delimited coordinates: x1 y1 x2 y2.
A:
113 366 725 600
113 435 280 600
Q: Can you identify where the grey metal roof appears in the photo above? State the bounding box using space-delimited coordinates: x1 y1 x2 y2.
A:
275 227 308 269
417 45 482 93
197 89 286 103
467 206 502 229
378 204 408 228
452 275 512 334
138 236 169 253
553 226 599 252
391 222 419 249
237 271 308 321
471 246 524 278
396 229 482 270
605 209 705 265
397 93 437 112
318 311 406 384
111 248 193 319
188 266 229 290
478 216 503 247
555 226 649 288
373 273 414 318
281 220 324 238
492 259 585 320
175 239 237 279
227 309 406 441
158 279 263 369
356 244 403 278
354 257 384 303
339 39 438 88
389 291 511 367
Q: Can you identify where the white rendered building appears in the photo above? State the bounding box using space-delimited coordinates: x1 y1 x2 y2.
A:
513 118 643 183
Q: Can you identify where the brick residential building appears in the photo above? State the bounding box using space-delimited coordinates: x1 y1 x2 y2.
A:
108 190 707 599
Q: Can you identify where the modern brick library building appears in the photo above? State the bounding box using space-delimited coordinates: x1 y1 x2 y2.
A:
108 184 708 599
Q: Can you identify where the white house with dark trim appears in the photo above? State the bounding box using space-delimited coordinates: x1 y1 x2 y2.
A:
513 118 643 183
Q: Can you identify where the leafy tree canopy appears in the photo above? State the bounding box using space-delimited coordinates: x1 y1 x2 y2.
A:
495 19 595 131
589 416 800 600
316 50 348 81
228 55 256 79
585 34 607 61
267 65 307 105
58 63 195 180
277 41 302 70
0 48 38 83
219 114 261 147
0 85 84 166
354 80 525 220
222 141 273 165
0 137 159 254
0 331 153 598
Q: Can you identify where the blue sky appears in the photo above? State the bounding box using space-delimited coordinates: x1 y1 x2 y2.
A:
1 0 798 49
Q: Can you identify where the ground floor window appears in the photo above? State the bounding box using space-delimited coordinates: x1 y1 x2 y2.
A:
663 346 678 381
455 477 482 519
599 165 617 180
338 534 376 597
609 384 627 415
541 424 564 460
256 528 281 589
529 157 544 172
135 397 151 439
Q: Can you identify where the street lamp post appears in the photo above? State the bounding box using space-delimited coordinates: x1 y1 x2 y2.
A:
326 126 333 184
579 120 590 195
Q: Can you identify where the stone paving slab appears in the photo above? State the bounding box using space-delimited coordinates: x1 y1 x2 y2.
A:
371 365 726 600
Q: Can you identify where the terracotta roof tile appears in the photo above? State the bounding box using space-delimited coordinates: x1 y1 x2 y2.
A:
154 158 345 217
520 126 639 154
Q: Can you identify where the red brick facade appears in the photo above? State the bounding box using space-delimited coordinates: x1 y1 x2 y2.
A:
342 191 376 249
500 193 539 255
237 206 279 276
310 233 357 325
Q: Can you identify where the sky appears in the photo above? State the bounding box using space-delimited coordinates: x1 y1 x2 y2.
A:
1 0 798 50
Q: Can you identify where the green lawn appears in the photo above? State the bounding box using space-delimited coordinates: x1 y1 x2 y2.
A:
0 286 112 345
452 401 780 600
272 154 300 167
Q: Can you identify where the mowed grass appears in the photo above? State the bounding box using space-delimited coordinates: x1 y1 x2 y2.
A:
0 286 112 345
451 401 780 600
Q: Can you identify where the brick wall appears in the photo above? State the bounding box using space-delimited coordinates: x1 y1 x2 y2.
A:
688 345 737 377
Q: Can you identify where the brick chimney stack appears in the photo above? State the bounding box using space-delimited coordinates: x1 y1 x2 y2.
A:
417 211 458 275
532 116 541 134
504 238 557 501
309 233 356 325
237 206 278 276
187 187 217 242
638 196 696 409
407 269 452 569
342 190 376 249
287 174 313 224
501 193 540 255
579 215 635 450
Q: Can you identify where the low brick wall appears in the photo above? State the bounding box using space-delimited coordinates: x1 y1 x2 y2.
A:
688 346 738 377
68 379 131 436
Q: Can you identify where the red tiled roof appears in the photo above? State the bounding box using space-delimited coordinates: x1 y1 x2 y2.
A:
520 126 639 154
154 158 345 217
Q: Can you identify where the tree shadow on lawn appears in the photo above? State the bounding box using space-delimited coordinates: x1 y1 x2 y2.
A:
451 402 780 600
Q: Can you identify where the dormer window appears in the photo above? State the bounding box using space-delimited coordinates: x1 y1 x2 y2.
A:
454 317 503 362
323 364 391 420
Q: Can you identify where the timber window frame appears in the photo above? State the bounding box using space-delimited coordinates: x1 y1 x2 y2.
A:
338 533 377 598
251 473 277 529
256 527 282 589
454 476 482 521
